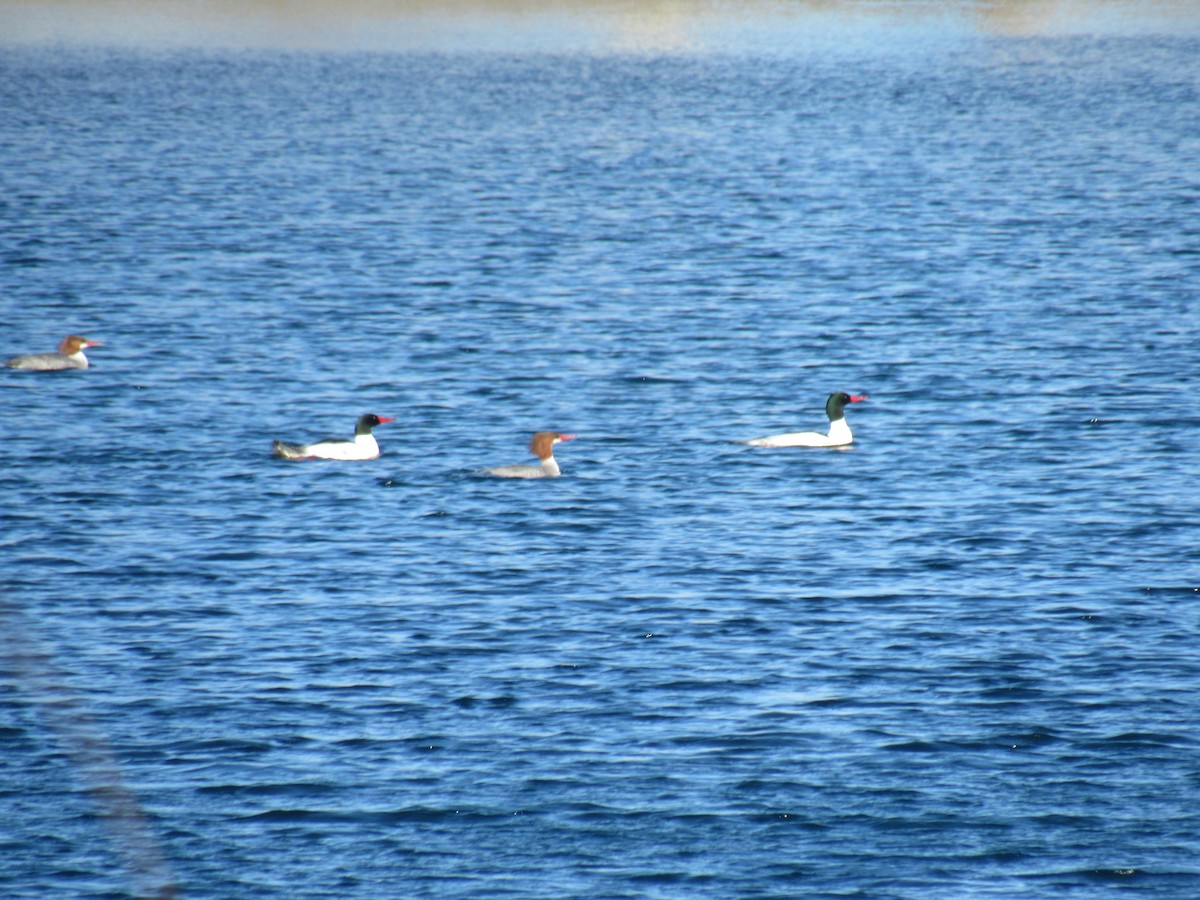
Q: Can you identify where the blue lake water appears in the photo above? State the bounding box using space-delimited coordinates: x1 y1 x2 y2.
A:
3 14 1200 899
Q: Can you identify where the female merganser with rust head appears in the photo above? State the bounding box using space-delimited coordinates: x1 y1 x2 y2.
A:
5 335 102 370
744 392 868 448
482 432 576 478
273 413 395 461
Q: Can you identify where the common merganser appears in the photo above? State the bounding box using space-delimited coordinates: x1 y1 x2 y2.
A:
5 335 102 370
273 414 395 460
744 392 868 448
482 432 576 478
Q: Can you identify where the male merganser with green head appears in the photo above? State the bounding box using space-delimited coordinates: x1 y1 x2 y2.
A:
745 392 868 448
273 413 395 460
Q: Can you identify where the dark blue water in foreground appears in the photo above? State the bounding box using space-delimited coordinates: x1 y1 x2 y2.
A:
3 31 1200 899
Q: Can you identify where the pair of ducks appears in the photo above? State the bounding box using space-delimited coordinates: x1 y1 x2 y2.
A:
274 417 576 478
272 392 867 478
5 334 866 479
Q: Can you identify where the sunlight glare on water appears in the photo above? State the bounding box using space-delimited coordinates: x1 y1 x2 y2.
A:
3 0 1200 51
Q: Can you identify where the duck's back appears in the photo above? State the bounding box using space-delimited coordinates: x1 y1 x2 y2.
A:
5 352 83 371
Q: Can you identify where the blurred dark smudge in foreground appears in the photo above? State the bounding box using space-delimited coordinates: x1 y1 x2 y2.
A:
1 596 180 900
